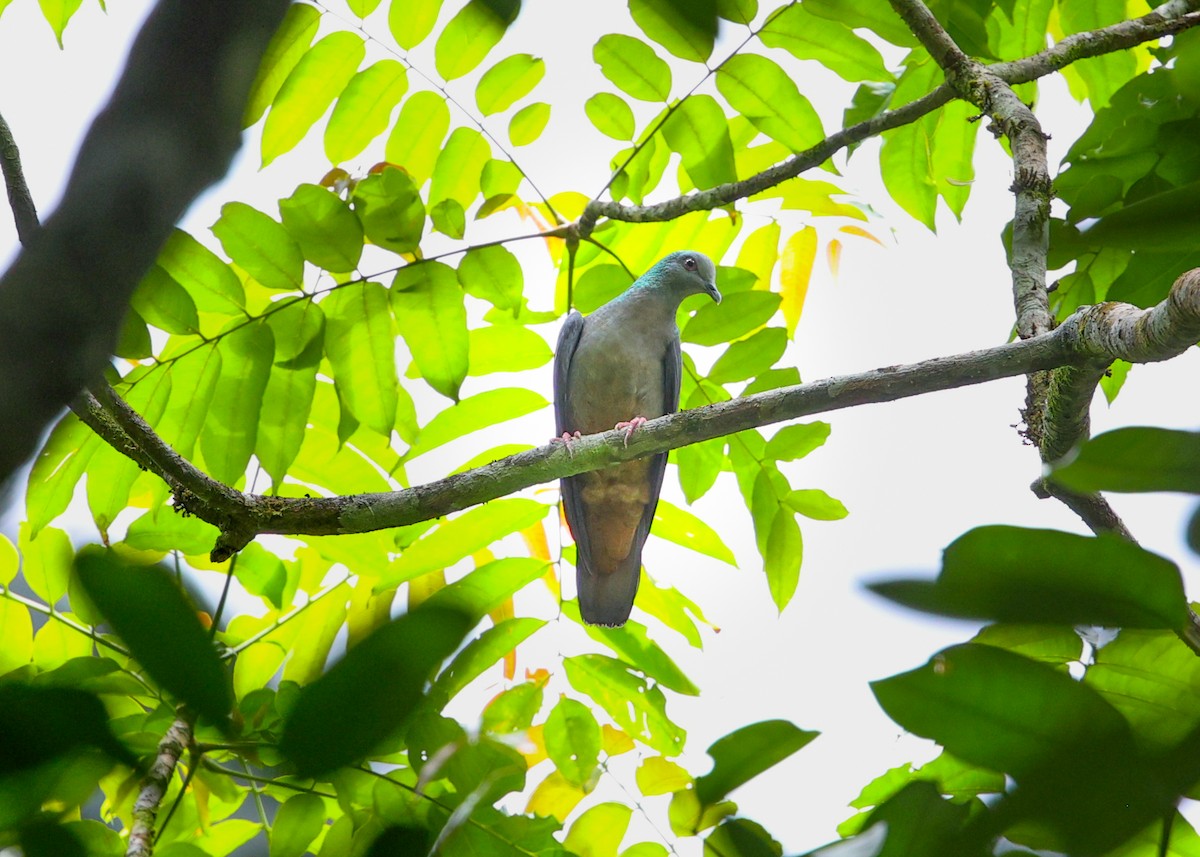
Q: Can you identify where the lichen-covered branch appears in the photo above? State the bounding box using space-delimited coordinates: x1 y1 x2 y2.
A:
0 0 291 485
126 715 192 857
0 111 37 245
578 0 1200 237
76 274 1200 561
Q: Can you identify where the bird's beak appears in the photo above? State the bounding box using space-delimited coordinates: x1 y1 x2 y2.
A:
706 282 722 304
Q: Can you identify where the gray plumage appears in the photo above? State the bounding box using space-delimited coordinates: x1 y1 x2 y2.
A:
554 251 721 626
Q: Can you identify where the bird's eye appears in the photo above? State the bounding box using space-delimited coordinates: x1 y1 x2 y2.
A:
683 256 697 270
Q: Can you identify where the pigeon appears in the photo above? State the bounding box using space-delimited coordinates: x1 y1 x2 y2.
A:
554 251 721 626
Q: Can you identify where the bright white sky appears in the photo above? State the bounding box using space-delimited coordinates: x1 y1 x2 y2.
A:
2 2 1199 854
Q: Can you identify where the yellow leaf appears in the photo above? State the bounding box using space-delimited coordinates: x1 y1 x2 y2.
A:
523 723 549 767
488 594 517 679
521 521 551 561
347 577 395 650
736 222 781 289
826 238 842 279
601 725 635 756
838 224 885 246
780 227 817 336
636 756 693 796
527 769 587 821
407 569 446 610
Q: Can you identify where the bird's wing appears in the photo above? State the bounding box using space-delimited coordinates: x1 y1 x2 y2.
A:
553 312 595 570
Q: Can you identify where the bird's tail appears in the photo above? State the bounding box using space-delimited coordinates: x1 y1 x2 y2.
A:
577 553 641 627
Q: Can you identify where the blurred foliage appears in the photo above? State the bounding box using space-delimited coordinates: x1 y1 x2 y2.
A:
3 0 1200 855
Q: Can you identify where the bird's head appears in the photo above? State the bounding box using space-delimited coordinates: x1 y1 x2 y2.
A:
652 251 721 305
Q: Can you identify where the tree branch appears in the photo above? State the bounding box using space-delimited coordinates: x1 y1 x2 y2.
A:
577 0 1200 237
0 0 291 484
0 111 38 245
71 272 1200 561
126 715 192 857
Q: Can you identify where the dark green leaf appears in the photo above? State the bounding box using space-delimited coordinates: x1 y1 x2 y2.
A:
427 617 545 709
131 267 199 335
695 720 817 805
20 820 86 857
75 550 232 725
0 684 136 774
704 819 781 857
1052 427 1200 494
423 557 550 623
629 0 717 62
279 606 472 777
863 781 975 857
868 526 1188 630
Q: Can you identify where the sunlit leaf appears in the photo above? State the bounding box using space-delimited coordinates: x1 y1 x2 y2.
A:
709 328 786 384
717 55 824 153
759 3 890 82
389 0 444 49
764 507 802 611
131 267 199 335
682 291 780 345
780 227 816 335
661 95 737 191
652 500 736 566
585 93 636 141
391 262 469 401
563 802 632 857
629 0 717 62
211 202 304 291
403 387 547 460
429 127 491 211
270 794 325 857
1052 428 1200 494
157 229 244 315
244 3 321 127
637 757 692 796
323 282 399 436
564 654 685 755
262 32 365 167
434 0 520 80
593 34 671 102
468 325 552 375
509 102 551 146
279 184 364 273
427 617 545 708
200 320 274 484
545 697 602 789
351 166 426 254
477 53 544 115
424 558 550 622
386 91 450 186
325 59 408 164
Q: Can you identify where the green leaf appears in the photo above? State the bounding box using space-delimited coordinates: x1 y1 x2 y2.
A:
428 617 545 708
199 321 274 484
716 55 824 153
661 95 737 190
351 166 426 254
468 325 551 375
259 310 322 484
159 344 223 460
1052 427 1200 494
424 558 550 623
786 488 848 521
233 542 288 611
580 617 700 696
708 327 786 384
764 422 830 461
17 524 72 607
564 654 685 754
386 91 451 185
868 526 1189 630
759 3 890 83
801 0 917 48
346 0 382 16
564 803 632 857
682 291 780 345
585 93 635 141
477 53 545 115
211 202 304 291
280 606 472 777
880 53 941 229
481 159 523 198
637 757 692 796
124 505 220 556
0 683 135 774
270 794 325 857
629 0 717 62
764 507 802 611
157 229 244 315
325 59 409 164
696 720 817 806
378 499 550 588
652 500 736 566
434 0 520 80
593 34 672 102
37 0 82 48
404 387 547 460
573 264 635 314
459 244 524 311
545 697 602 788
391 262 469 401
717 0 756 24
131 267 200 335
324 282 399 436
75 550 232 725
429 126 491 211
243 3 321 127
262 32 365 167
389 0 444 49
25 416 97 535
482 680 544 734
675 437 724 504
279 184 364 273
509 102 551 146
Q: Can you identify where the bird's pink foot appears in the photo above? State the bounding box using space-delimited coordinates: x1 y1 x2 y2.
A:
615 416 647 447
551 430 583 457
